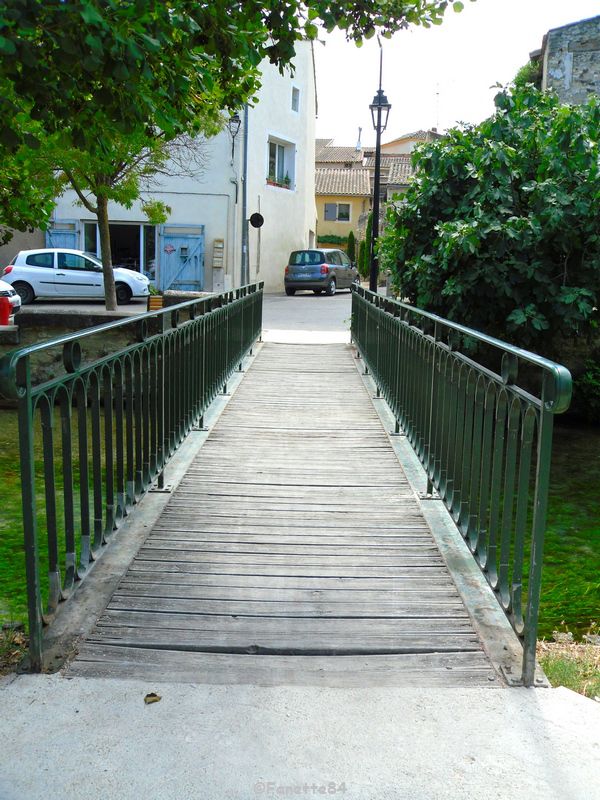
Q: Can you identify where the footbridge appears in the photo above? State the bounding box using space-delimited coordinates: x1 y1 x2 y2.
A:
0 284 572 687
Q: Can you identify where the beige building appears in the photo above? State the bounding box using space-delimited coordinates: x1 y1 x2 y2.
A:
314 130 441 243
315 168 371 239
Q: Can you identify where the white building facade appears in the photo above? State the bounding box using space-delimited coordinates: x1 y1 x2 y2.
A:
48 42 317 294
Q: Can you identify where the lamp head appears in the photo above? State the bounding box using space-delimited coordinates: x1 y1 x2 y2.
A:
227 113 242 138
369 90 391 132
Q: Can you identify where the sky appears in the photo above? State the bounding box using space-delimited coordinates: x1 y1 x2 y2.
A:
313 0 600 148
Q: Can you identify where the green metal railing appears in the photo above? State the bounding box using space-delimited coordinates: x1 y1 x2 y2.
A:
0 283 263 670
351 286 572 686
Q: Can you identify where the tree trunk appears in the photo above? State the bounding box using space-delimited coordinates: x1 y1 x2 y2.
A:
97 194 117 310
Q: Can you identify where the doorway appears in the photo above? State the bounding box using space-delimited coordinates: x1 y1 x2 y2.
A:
110 224 140 270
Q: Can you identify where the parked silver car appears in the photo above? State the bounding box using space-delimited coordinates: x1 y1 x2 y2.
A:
284 248 359 296
2 248 150 305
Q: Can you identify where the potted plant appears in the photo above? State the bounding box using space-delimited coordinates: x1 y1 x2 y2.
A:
283 172 291 188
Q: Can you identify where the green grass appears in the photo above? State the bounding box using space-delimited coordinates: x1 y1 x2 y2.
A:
539 422 600 639
539 653 600 697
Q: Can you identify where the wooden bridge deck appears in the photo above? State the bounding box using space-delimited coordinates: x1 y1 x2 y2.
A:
69 343 498 687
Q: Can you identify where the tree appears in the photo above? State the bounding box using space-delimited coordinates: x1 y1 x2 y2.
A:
379 84 600 357
50 130 213 308
347 230 356 262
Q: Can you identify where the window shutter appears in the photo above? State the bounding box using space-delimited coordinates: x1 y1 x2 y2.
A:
324 203 336 221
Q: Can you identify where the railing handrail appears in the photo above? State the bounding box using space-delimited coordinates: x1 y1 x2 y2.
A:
355 286 572 413
0 282 263 400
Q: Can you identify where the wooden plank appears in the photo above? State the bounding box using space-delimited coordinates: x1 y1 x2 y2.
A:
68 645 498 687
114 582 462 603
121 572 456 590
97 609 473 632
127 560 452 577
87 626 482 655
107 596 469 617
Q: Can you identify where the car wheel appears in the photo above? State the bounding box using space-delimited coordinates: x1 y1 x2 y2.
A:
313 289 322 295
325 278 336 296
115 283 132 304
13 282 35 305
285 288 296 296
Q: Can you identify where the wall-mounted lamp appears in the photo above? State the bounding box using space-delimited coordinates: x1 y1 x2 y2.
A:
227 113 242 161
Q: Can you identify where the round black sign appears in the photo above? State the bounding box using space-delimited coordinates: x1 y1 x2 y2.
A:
249 213 264 228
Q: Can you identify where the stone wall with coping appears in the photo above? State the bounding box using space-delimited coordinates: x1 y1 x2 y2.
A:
543 15 600 104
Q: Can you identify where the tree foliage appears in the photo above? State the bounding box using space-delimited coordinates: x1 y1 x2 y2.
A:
514 59 542 90
0 0 466 152
379 84 600 356
0 0 468 241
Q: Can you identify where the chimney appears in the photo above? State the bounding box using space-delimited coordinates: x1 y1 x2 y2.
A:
356 127 362 151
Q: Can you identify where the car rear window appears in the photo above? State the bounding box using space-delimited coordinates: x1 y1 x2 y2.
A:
25 253 54 268
289 251 324 266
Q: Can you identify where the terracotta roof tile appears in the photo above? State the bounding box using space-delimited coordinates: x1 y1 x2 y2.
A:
315 168 371 196
315 144 363 163
388 157 414 184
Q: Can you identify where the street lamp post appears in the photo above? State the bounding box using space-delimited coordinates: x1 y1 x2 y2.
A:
369 50 391 293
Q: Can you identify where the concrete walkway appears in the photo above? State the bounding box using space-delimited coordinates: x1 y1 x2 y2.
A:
1 293 598 800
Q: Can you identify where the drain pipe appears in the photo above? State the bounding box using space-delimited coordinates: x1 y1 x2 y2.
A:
241 104 249 286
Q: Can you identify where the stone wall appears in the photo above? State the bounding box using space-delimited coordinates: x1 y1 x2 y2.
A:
543 15 600 104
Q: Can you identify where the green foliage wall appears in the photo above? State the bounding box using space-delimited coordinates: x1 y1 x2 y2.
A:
379 85 600 359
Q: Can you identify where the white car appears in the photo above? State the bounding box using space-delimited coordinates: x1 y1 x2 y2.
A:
0 278 21 315
2 248 151 305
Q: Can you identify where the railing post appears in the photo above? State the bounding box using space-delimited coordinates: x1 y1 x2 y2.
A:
17 356 44 671
521 377 555 686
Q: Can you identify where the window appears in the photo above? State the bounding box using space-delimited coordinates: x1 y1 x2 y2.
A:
290 250 323 266
84 222 97 254
337 204 350 221
267 137 295 188
291 87 300 112
323 203 351 222
25 253 54 268
268 141 286 183
57 253 99 271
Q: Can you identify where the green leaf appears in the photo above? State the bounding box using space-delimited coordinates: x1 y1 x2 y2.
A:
79 4 105 26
